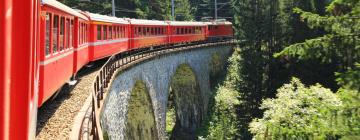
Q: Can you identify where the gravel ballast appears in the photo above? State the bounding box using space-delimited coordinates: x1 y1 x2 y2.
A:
36 60 106 140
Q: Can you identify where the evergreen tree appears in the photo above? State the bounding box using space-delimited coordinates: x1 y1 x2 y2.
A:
174 0 194 20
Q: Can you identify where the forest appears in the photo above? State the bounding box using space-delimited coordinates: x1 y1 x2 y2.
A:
59 0 359 139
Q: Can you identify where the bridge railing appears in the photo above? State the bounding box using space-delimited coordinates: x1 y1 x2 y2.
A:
82 39 236 140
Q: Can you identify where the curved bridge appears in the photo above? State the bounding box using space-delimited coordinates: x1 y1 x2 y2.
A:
71 40 238 140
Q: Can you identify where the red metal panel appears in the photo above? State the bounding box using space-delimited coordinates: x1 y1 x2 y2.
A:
91 41 129 61
207 25 233 38
38 52 74 105
88 23 129 61
131 36 168 49
0 0 40 139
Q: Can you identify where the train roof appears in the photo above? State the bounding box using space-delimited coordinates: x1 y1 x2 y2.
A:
41 0 88 20
205 21 232 25
127 19 168 26
85 12 129 24
167 21 206 26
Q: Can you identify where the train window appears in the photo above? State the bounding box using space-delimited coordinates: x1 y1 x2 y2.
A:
112 26 116 39
177 28 180 34
119 26 122 38
123 27 126 37
109 26 112 39
137 27 140 37
53 15 59 53
141 27 145 36
45 13 51 56
66 19 70 50
85 24 87 42
81 23 84 44
103 25 107 40
60 17 64 51
119 26 121 38
97 25 101 40
181 28 184 34
115 26 118 38
79 23 82 44
83 24 86 42
122 26 124 38
114 26 119 38
84 24 86 42
70 20 73 48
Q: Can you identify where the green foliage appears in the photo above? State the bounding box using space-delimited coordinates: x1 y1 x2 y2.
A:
250 78 351 140
197 49 241 139
103 130 109 140
275 0 360 70
336 88 360 137
198 86 240 140
166 108 176 135
171 64 196 86
174 0 194 21
336 63 360 90
206 86 240 139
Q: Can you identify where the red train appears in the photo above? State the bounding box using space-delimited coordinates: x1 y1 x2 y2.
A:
38 0 233 106
0 0 232 139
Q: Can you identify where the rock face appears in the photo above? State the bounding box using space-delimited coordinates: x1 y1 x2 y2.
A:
100 46 233 140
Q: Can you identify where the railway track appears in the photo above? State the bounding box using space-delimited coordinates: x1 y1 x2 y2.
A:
36 59 107 140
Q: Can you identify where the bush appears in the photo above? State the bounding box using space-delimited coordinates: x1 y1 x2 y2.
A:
250 78 343 140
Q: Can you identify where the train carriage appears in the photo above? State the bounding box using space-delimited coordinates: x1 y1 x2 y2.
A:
206 20 233 40
86 13 130 61
39 0 88 106
128 19 169 50
73 12 90 74
168 21 207 44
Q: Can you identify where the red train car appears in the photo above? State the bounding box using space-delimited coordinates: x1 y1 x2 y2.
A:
73 12 90 75
86 13 130 61
38 0 89 106
0 0 40 139
206 20 233 40
128 19 169 49
168 21 207 44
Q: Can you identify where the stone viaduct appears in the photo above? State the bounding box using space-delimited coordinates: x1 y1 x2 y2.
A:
99 45 234 140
